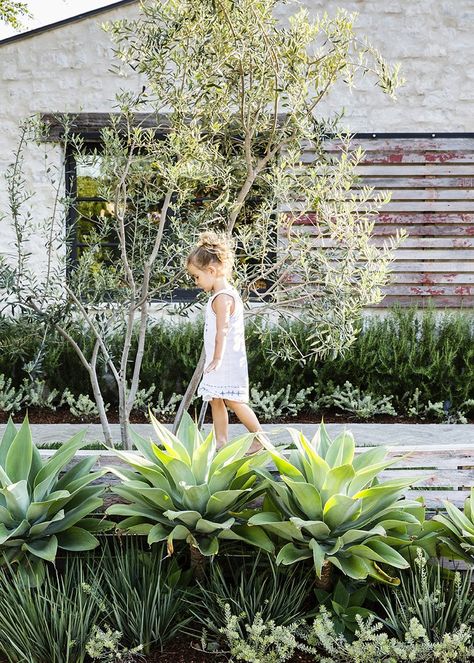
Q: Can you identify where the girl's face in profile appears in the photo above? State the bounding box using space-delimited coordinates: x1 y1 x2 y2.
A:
187 262 216 292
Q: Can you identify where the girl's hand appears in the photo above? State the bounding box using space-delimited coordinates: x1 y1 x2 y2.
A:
204 358 222 373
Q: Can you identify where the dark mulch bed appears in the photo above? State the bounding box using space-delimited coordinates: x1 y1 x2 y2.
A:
143 635 313 662
1 406 467 426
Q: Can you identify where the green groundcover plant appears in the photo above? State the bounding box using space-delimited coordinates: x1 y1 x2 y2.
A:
107 412 273 558
0 416 113 584
249 423 424 584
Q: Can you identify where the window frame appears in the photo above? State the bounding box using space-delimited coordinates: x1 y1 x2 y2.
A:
65 139 204 303
65 136 277 304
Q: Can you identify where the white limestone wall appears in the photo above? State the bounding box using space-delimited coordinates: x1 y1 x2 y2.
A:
0 2 144 281
275 0 474 134
0 0 472 281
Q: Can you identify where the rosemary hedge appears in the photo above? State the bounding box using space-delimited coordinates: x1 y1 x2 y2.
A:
0 307 472 414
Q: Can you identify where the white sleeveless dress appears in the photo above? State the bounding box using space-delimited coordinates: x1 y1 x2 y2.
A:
198 286 249 403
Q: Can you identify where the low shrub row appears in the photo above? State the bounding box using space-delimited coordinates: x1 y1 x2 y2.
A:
0 308 473 419
0 415 472 661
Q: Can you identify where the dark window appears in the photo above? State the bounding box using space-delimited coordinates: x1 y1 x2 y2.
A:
65 140 275 303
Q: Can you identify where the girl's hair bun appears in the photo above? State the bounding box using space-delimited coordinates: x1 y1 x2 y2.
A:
197 230 232 250
187 230 235 274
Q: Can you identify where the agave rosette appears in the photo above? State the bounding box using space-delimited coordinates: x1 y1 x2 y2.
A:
434 488 474 564
0 416 112 583
248 423 422 584
107 412 274 556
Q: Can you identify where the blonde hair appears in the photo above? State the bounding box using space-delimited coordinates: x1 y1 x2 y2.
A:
187 231 235 276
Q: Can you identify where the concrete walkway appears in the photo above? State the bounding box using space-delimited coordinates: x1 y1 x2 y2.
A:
1 422 473 447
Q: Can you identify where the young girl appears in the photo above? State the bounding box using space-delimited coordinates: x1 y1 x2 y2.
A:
187 231 266 451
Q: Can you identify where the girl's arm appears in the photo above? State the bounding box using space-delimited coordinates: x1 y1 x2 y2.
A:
204 294 235 373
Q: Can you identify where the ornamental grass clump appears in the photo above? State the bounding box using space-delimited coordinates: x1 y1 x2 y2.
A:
188 552 313 641
249 423 421 586
0 557 101 663
107 412 273 570
0 416 112 584
378 548 474 642
88 538 192 654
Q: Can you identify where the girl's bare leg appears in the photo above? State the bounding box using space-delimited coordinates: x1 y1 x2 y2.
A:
224 400 270 452
210 398 228 448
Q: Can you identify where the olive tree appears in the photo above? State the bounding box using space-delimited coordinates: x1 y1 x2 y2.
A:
0 0 405 446
0 0 30 28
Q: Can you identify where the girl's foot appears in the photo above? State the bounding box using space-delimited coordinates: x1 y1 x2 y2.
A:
246 432 272 454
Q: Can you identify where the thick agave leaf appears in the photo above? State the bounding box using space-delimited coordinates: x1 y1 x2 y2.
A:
352 446 389 472
195 517 234 534
325 431 355 468
129 428 158 463
311 421 332 458
0 506 14 527
465 488 474 521
191 430 216 484
177 411 201 457
55 456 100 490
148 522 174 544
0 417 18 468
286 429 330 488
56 527 99 551
276 542 313 565
33 431 88 502
345 540 409 569
23 536 58 562
323 495 362 530
28 511 66 538
163 510 201 528
5 417 33 484
26 491 70 522
290 518 331 539
321 465 355 503
444 500 474 536
258 425 419 584
194 535 219 556
45 496 104 534
206 489 250 517
281 478 322 520
149 412 192 464
247 514 306 542
112 485 173 511
181 484 210 513
0 520 29 544
208 457 254 493
219 524 274 553
208 433 255 475
309 538 326 577
348 457 404 496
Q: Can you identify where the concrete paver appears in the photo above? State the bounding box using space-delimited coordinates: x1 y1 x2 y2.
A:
0 422 472 447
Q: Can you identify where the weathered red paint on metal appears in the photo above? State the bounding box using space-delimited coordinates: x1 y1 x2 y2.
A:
425 151 459 162
454 286 472 295
420 274 436 285
453 238 473 247
441 274 456 282
289 139 474 308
